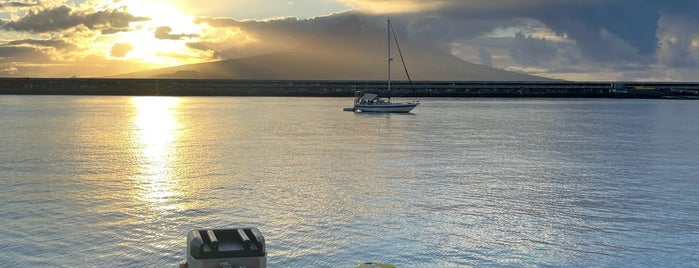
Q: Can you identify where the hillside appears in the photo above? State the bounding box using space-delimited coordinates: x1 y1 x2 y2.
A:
117 16 553 81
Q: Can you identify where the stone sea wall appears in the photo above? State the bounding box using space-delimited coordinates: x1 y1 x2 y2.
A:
2 78 699 99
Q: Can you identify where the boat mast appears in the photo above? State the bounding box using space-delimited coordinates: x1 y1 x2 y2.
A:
387 18 391 101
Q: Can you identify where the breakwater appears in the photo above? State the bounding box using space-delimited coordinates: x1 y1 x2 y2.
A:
2 78 699 98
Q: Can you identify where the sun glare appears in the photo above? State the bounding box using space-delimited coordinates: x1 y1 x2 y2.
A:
131 96 182 207
121 0 199 32
100 0 209 67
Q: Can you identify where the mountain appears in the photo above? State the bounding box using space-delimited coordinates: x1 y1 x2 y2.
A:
117 16 553 81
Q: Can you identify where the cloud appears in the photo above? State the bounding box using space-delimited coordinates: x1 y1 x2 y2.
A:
1 5 149 33
346 1 660 59
6 38 77 50
0 33 81 68
531 2 658 61
110 42 133 57
1 0 699 81
658 38 697 69
0 45 53 62
657 13 699 69
1 65 18 74
337 0 699 81
154 26 198 40
0 1 40 10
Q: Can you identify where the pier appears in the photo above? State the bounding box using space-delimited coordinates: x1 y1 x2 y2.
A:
2 78 698 99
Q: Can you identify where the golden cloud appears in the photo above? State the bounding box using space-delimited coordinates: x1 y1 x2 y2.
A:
111 42 133 57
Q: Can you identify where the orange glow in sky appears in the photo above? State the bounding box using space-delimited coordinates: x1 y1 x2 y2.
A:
100 0 210 67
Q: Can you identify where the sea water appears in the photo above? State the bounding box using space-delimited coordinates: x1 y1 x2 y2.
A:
1 96 698 267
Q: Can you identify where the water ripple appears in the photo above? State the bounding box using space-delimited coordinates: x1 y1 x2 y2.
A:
1 97 698 266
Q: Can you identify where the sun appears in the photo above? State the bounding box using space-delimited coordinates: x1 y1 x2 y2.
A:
101 0 211 67
118 0 199 31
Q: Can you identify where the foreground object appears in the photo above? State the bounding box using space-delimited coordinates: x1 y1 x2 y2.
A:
185 228 266 268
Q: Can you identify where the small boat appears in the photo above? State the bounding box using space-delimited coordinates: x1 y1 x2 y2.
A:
348 19 419 113
353 92 418 113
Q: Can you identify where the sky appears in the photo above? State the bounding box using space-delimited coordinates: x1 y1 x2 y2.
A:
1 0 699 81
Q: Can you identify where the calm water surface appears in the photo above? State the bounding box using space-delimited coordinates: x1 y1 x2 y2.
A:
1 96 698 267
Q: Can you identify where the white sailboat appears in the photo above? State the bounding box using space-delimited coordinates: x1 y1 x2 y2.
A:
351 19 419 113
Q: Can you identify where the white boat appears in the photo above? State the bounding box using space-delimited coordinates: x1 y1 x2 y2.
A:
353 93 418 113
350 19 419 113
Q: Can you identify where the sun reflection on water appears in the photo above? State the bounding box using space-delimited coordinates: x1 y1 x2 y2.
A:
131 96 182 210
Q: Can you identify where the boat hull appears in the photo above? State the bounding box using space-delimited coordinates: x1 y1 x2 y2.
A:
354 103 419 113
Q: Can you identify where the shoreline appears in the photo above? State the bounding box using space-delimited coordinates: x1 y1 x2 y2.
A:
2 78 698 99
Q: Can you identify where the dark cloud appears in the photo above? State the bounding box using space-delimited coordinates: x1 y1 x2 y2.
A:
6 39 77 50
401 1 661 62
195 14 339 42
0 45 52 62
0 38 72 74
86 9 150 29
154 26 198 40
657 1 699 14
0 38 79 73
196 15 326 31
531 1 658 60
0 1 40 10
1 5 150 33
347 0 699 79
194 1 699 80
403 15 520 49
